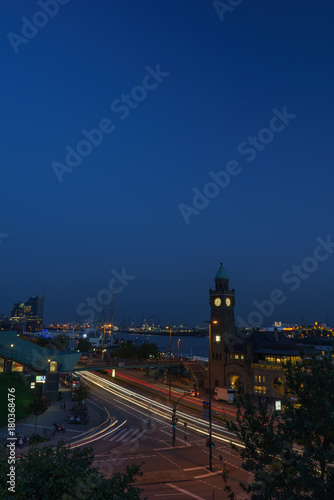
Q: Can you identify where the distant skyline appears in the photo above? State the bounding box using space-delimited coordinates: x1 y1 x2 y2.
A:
1 2 334 328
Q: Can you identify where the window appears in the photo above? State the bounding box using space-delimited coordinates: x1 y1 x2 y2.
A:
235 354 239 360
255 375 258 382
263 375 266 383
215 335 221 343
240 355 244 360
259 375 261 383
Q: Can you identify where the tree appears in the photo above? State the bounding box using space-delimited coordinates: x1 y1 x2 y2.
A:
115 342 137 359
223 353 334 499
53 333 70 350
137 342 159 359
0 441 146 499
24 396 51 434
72 382 90 409
78 338 93 353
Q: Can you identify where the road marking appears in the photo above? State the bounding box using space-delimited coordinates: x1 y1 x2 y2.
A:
183 466 206 471
115 429 133 441
166 483 206 499
160 429 191 446
157 451 182 469
154 445 189 451
194 470 223 479
129 429 146 442
107 429 128 442
197 479 223 491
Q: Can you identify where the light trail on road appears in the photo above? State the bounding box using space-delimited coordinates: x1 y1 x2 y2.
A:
78 371 245 449
112 370 239 418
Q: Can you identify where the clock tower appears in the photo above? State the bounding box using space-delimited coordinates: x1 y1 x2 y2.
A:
209 263 236 388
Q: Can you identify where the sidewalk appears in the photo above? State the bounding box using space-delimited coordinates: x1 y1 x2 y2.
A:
14 388 106 450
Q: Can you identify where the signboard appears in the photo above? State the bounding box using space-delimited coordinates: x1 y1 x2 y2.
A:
36 376 46 383
275 400 281 411
202 410 209 421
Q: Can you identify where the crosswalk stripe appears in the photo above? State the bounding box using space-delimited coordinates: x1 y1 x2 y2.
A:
115 429 133 441
101 427 147 444
129 429 146 443
107 429 129 442
118 428 140 443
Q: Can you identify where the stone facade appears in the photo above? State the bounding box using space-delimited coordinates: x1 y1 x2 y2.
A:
205 264 307 404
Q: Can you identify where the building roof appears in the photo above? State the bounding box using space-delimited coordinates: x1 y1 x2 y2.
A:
230 330 315 356
215 263 229 280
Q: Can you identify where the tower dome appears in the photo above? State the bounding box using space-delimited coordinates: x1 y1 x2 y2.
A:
215 263 229 281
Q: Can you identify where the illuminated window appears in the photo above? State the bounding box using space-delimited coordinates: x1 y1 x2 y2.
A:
259 375 261 383
235 354 239 359
263 375 266 383
241 355 244 360
255 375 258 382
215 335 221 343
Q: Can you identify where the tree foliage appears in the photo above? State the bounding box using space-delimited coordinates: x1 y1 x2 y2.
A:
223 353 334 499
113 341 160 359
115 342 138 359
137 342 159 359
53 334 70 350
24 396 51 434
0 442 145 499
72 382 90 407
78 338 93 353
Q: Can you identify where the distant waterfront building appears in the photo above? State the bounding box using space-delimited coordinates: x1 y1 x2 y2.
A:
11 295 44 332
206 264 314 403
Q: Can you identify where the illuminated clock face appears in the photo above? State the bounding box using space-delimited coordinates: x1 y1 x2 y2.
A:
225 298 231 307
214 298 221 307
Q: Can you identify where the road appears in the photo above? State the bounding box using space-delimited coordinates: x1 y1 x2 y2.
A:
78 371 251 499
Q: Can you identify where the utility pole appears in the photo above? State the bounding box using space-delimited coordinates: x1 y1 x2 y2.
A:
171 392 189 446
111 290 114 345
208 320 213 471
169 328 172 400
204 319 217 471
102 299 105 347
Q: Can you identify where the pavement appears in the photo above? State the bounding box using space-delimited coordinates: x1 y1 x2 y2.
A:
13 386 107 452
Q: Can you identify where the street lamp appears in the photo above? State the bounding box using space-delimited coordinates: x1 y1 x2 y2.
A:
171 391 190 446
204 319 217 471
169 328 172 400
177 338 181 379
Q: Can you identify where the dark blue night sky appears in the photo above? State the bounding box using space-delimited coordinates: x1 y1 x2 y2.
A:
1 1 334 328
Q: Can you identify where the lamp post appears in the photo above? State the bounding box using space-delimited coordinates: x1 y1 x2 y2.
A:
171 391 190 446
169 328 172 400
177 338 181 379
204 319 217 471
